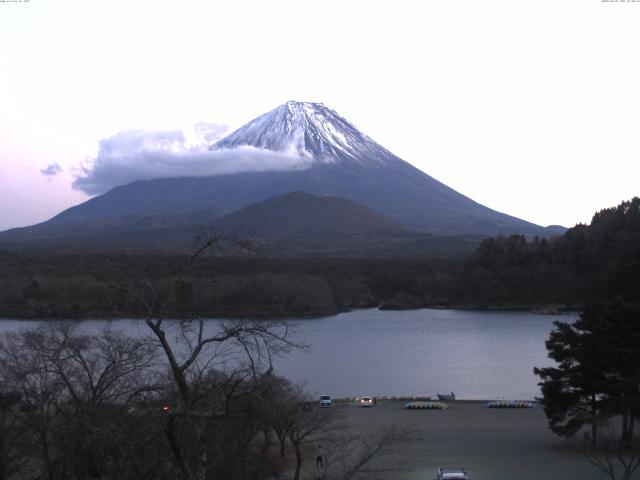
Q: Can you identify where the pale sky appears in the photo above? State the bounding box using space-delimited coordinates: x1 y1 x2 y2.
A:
1 0 639 232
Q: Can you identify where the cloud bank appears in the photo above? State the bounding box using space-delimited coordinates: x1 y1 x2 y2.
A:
73 125 313 195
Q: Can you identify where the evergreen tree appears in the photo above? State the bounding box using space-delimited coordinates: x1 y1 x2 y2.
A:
535 300 640 447
590 301 640 446
534 309 608 446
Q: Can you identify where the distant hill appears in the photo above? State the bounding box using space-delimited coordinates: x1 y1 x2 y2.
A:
211 191 479 256
214 191 403 238
0 101 564 252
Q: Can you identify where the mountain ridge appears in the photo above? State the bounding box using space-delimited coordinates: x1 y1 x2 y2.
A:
0 101 565 250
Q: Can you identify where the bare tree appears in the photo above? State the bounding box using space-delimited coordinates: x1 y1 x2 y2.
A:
583 432 640 480
325 426 414 480
0 390 22 480
1 329 67 480
280 402 415 480
0 323 160 480
47 323 159 480
120 235 302 480
0 234 306 480
286 400 343 480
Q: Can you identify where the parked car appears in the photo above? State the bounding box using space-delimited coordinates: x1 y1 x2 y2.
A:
320 395 332 407
360 396 374 407
437 467 468 480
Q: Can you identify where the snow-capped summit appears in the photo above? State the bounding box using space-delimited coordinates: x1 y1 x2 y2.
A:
211 101 396 165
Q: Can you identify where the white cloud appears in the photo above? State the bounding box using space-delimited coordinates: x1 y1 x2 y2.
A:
72 126 313 195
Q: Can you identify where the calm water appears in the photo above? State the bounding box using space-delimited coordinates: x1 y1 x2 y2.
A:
0 309 576 400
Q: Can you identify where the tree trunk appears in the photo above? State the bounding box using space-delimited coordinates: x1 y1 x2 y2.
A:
591 395 598 448
39 430 56 480
293 444 302 480
0 443 6 480
280 437 286 458
195 421 209 480
622 411 631 448
164 416 188 478
262 429 271 456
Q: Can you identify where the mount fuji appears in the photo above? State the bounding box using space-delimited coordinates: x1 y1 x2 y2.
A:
208 101 559 236
0 101 564 252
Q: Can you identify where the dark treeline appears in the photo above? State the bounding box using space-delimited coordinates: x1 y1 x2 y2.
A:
456 197 640 309
1 198 639 319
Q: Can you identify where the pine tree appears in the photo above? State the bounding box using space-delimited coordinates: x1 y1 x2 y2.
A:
535 300 640 447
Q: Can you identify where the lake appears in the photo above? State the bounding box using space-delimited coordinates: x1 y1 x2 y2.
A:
0 309 576 400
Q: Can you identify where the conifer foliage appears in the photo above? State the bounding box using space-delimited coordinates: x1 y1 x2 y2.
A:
535 300 640 447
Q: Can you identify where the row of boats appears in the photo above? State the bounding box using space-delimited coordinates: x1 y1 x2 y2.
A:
404 393 536 410
405 399 536 409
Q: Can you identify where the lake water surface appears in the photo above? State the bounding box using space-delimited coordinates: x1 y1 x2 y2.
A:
0 309 576 400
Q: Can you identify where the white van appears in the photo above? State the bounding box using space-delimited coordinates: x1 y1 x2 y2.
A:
437 467 468 480
320 395 332 407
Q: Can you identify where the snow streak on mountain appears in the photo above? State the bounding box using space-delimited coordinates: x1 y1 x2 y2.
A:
212 101 397 165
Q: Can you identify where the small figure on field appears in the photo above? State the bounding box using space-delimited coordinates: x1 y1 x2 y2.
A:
316 444 323 469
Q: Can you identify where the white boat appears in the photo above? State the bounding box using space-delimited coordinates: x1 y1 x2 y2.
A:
437 392 456 401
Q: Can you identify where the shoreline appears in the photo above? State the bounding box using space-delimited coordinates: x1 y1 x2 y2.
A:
333 397 541 403
0 304 579 322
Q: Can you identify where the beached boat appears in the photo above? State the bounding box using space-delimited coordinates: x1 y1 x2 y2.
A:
405 401 449 410
486 400 535 408
437 392 456 401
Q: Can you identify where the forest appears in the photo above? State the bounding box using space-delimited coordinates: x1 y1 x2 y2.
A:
0 198 638 319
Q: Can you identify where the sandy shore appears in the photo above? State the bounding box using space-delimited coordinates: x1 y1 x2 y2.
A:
304 400 602 480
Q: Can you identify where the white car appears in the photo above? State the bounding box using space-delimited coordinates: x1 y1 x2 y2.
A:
437 467 468 480
320 395 332 407
360 396 374 407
